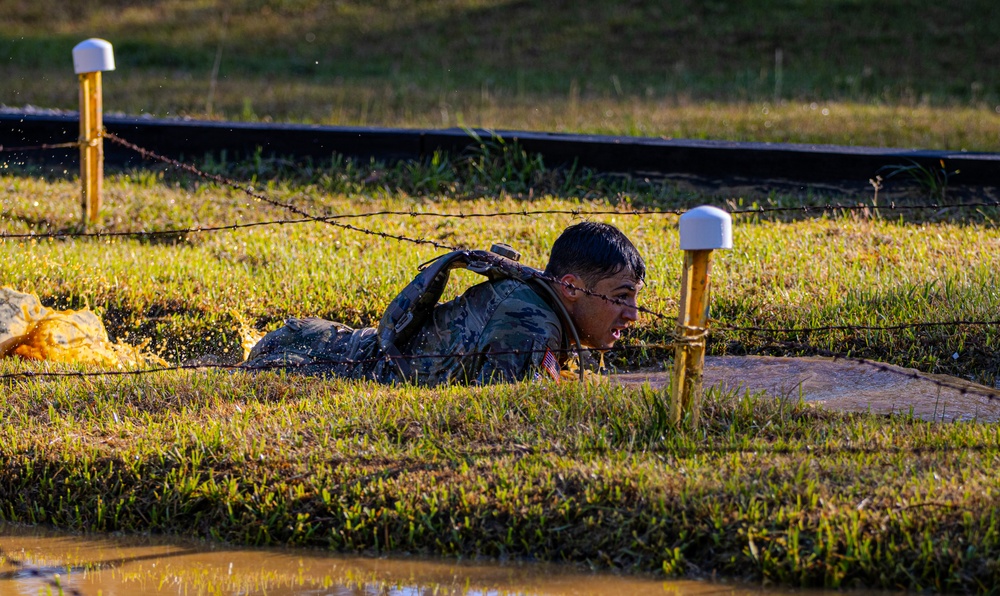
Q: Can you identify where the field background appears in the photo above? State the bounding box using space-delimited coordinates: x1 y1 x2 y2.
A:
2 0 1000 150
2 0 999 382
4 4 1000 591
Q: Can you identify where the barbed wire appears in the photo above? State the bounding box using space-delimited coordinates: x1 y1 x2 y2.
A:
0 342 679 381
3 200 999 242
6 199 999 242
1 133 996 244
4 133 1000 404
99 131 669 320
0 209 680 240
0 141 80 153
717 319 1000 335
728 200 1000 215
103 131 461 251
3 339 999 403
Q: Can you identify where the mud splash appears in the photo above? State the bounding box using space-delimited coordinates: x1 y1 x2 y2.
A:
614 355 1000 422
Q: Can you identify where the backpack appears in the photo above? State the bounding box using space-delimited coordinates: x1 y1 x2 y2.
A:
376 244 583 381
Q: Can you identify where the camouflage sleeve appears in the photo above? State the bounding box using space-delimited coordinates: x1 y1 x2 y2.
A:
473 294 562 384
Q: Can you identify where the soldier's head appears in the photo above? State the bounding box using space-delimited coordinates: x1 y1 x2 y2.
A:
544 222 645 349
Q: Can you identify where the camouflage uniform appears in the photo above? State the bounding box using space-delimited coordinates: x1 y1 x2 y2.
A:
244 250 571 385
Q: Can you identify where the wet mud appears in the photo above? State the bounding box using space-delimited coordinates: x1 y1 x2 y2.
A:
614 355 1000 422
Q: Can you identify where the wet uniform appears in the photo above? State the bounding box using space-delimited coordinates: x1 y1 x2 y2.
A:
244 273 567 385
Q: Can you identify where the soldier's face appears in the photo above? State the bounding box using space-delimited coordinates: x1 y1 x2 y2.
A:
570 272 642 349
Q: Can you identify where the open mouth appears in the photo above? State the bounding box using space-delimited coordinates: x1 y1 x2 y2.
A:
611 328 622 340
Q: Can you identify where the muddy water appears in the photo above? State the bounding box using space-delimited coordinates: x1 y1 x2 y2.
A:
614 355 1000 422
0 523 783 596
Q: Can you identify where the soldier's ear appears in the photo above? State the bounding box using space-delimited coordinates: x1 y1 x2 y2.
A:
558 274 583 302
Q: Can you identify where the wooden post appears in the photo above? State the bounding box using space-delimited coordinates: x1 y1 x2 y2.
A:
79 71 103 224
72 39 115 226
670 206 733 428
670 248 713 426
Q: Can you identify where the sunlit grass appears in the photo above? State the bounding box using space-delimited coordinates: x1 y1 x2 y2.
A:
2 161 999 375
1 363 999 591
3 154 1000 590
5 0 1000 583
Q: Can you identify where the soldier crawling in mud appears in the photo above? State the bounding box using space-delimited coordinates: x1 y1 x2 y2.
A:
243 222 645 384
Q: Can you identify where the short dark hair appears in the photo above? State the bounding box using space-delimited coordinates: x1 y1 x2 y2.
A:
544 222 645 287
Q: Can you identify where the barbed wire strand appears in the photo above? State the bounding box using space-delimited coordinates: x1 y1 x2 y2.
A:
3 200 999 242
4 134 999 401
100 131 668 320
5 200 1000 242
3 338 999 403
3 135 998 242
0 141 81 153
717 319 1000 334
0 342 680 381
0 209 677 240
728 200 1000 215
1 138 996 242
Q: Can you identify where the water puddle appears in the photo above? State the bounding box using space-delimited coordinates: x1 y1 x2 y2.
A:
0 523 772 596
614 355 1000 422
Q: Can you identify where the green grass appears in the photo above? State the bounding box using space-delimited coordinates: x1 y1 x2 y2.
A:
3 150 1000 590
2 365 1000 592
5 3 1000 587
3 0 1000 150
3 151 999 380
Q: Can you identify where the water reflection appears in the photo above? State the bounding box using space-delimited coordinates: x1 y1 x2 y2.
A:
0 523 761 596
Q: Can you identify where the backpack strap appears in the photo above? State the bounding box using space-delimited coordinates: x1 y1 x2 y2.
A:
524 277 585 382
376 249 471 379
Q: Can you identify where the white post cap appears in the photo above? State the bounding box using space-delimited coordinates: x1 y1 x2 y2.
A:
679 205 733 250
73 38 116 74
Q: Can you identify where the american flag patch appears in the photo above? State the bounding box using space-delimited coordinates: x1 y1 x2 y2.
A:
541 348 560 382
